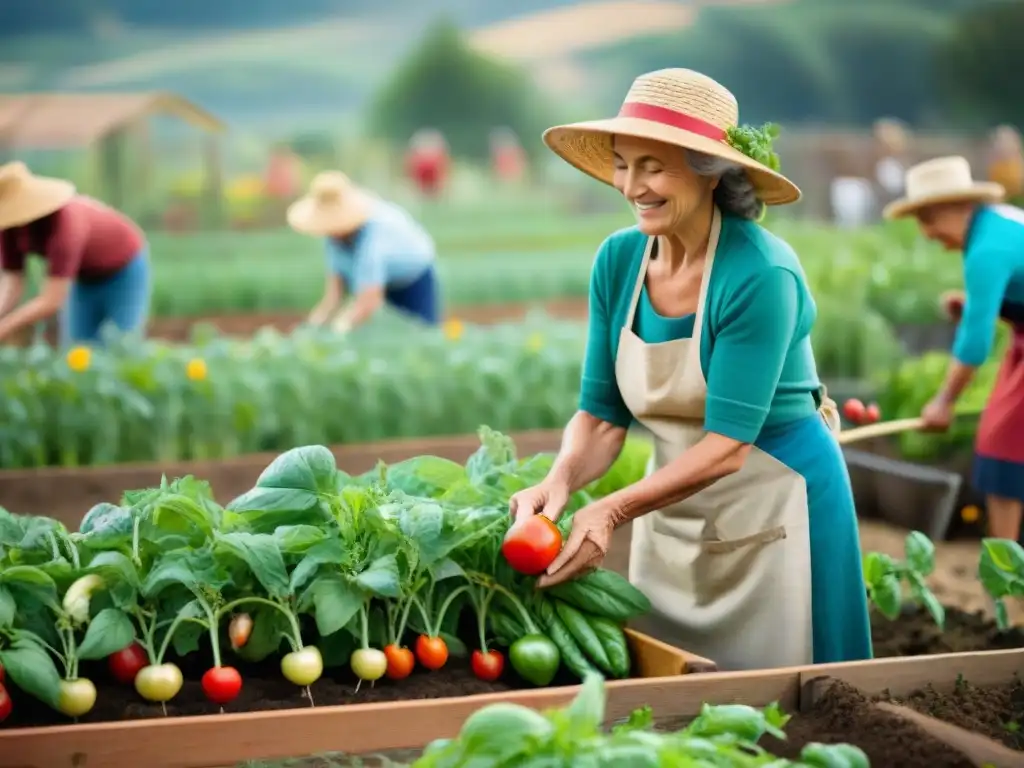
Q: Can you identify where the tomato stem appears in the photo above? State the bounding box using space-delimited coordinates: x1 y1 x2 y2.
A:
489 583 540 635
203 603 222 668
431 583 471 638
358 603 370 651
394 596 417 645
155 613 206 666
475 587 496 653
131 516 142 568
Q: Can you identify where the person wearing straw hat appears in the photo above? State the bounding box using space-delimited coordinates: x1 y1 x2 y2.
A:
884 155 1024 542
0 162 151 346
507 68 872 671
288 171 440 332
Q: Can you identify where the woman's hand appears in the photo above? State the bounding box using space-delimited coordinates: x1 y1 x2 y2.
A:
509 481 570 524
921 396 954 432
535 500 621 589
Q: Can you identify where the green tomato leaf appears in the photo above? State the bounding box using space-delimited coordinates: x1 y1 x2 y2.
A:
255 445 338 494
225 487 321 524
904 531 936 576
861 551 894 587
214 532 290 599
78 503 135 549
354 554 401 598
565 672 606 734
0 642 62 709
77 608 136 660
290 538 346 595
0 585 15 628
86 551 141 609
306 575 364 637
152 494 217 539
273 525 328 554
868 573 903 619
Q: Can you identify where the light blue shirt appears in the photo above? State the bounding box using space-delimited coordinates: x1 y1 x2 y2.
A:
325 199 435 293
953 204 1024 366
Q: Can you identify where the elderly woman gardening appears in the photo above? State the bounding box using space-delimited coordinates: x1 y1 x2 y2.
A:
509 69 872 671
288 171 441 332
885 156 1024 542
0 162 151 346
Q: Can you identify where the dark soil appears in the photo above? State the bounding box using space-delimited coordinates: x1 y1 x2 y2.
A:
871 604 1024 658
877 677 1024 751
758 680 975 768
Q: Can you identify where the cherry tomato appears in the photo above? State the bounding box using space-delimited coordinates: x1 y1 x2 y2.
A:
228 613 253 650
501 515 563 576
0 684 11 723
864 403 881 424
842 398 866 424
0 661 5 684
108 642 149 685
415 635 449 671
384 644 415 680
471 649 505 682
201 666 242 705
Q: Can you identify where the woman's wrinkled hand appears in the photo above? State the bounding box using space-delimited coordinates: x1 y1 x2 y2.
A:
921 397 954 432
509 481 570 525
536 501 621 589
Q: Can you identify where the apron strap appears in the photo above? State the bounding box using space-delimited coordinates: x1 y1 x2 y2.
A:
624 236 656 327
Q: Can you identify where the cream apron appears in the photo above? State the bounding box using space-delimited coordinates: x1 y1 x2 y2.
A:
621 209 839 671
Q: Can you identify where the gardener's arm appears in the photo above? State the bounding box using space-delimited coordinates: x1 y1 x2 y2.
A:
333 230 387 332
607 268 797 521
935 248 1011 406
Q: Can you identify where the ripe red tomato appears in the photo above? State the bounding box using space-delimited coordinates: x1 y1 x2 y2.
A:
502 516 563 575
0 661 5 684
0 684 11 723
383 644 415 680
201 666 242 705
864 403 881 424
415 635 449 671
471 649 505 682
842 398 866 424
108 643 149 685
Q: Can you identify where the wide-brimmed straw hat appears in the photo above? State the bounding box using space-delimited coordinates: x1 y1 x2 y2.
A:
0 161 76 230
883 156 1005 220
543 68 801 205
287 171 373 236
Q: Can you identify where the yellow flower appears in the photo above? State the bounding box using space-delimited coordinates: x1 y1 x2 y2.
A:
526 332 545 353
442 318 464 341
186 358 208 382
66 346 91 372
960 505 980 524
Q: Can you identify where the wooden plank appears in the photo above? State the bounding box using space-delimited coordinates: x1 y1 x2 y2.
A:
799 648 1024 701
0 631 766 768
875 702 1022 768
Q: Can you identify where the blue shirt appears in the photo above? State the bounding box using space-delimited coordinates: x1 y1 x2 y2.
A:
953 204 1024 366
325 199 435 293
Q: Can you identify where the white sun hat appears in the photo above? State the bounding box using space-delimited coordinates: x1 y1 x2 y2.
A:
287 171 374 236
0 161 76 230
883 156 1005 220
542 68 801 205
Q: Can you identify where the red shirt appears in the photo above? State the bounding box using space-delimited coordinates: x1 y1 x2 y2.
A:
0 196 144 280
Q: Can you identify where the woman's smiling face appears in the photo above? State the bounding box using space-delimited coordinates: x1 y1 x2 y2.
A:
611 135 717 236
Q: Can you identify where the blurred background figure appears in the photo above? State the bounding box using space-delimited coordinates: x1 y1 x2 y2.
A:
288 171 440 333
405 128 450 198
987 125 1023 205
872 118 910 213
0 162 151 347
829 152 876 228
489 127 527 185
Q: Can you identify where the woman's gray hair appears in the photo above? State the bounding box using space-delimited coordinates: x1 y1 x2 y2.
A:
685 150 764 220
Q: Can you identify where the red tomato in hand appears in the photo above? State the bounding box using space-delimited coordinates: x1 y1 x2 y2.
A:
864 403 881 424
843 398 866 424
415 635 449 671
502 516 563 575
383 644 415 680
201 666 242 705
108 643 149 685
471 649 505 682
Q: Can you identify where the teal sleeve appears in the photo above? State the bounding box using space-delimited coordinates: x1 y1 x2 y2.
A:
952 248 1012 366
579 243 632 428
705 268 799 442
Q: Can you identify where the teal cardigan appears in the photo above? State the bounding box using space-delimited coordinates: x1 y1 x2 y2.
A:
580 215 822 443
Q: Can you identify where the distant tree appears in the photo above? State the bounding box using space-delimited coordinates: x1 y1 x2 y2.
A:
367 18 551 163
936 0 1024 128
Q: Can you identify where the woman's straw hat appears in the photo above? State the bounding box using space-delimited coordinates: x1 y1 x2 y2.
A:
882 156 1005 220
542 68 800 205
0 162 76 230
287 171 373 236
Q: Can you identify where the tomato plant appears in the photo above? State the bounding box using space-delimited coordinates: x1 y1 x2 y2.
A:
502 516 563 576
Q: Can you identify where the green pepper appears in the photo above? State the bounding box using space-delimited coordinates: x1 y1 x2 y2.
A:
508 634 561 687
586 613 631 678
537 598 597 680
554 600 613 674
